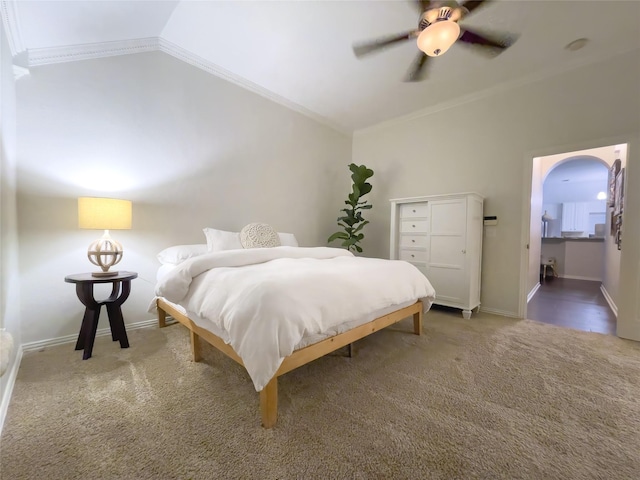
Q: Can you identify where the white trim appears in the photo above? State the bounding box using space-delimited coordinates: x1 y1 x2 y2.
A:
15 33 350 135
558 274 602 282
0 344 23 436
21 317 162 352
0 0 25 56
355 46 640 136
27 37 159 66
12 64 28 80
478 306 520 318
600 284 618 318
157 38 348 135
527 282 541 303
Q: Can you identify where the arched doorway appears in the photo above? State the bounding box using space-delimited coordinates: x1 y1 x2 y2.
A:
526 146 625 334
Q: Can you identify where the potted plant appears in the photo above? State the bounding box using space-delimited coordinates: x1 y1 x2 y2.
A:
327 163 374 253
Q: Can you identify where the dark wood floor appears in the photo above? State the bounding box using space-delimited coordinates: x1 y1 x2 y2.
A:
527 277 616 335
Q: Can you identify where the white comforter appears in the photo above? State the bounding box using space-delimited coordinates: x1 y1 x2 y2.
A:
155 247 436 391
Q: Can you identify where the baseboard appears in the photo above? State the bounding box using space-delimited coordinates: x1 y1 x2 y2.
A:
600 284 618 318
21 317 162 353
559 274 602 282
478 306 521 318
0 344 23 436
527 283 541 303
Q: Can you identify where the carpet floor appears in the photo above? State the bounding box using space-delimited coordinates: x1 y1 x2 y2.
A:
1 308 639 479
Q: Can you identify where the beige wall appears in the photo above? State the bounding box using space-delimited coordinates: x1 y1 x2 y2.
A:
563 240 605 281
352 49 640 333
541 240 605 281
616 137 640 340
16 51 351 344
0 20 21 423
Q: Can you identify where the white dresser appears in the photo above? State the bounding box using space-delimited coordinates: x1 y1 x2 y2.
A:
390 193 484 319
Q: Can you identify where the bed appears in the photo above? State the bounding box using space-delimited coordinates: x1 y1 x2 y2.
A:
152 243 436 428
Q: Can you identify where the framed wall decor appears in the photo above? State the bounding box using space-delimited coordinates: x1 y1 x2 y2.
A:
608 159 621 207
614 168 625 216
610 211 616 236
615 215 623 250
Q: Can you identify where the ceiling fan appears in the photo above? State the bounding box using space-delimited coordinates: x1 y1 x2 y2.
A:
353 0 518 82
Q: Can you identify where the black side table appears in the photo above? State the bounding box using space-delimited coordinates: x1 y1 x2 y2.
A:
65 271 138 359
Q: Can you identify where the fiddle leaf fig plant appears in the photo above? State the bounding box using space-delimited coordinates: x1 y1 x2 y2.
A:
327 163 374 253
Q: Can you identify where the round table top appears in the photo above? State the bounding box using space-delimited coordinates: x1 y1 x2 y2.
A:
64 271 138 284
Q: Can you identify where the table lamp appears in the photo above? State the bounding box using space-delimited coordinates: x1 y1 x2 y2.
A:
78 197 132 277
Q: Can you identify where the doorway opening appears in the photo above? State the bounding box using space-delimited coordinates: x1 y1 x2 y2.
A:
525 143 628 334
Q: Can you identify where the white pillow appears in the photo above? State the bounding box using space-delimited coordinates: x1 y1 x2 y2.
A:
157 244 208 265
203 227 299 250
203 228 243 251
278 232 299 247
240 223 281 248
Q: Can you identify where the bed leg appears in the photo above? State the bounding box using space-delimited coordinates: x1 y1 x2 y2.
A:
260 377 278 428
158 307 166 328
413 308 422 336
347 343 355 357
190 330 202 362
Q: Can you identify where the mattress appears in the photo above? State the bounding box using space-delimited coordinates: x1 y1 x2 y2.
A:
155 260 419 350
156 295 417 352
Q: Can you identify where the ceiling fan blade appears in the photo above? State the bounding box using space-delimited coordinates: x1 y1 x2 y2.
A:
353 30 417 58
460 0 492 15
404 52 430 82
458 27 517 54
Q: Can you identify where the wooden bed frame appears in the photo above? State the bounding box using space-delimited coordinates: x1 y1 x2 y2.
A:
156 297 423 428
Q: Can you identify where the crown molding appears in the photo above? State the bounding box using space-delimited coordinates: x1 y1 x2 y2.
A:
12 64 28 80
13 31 349 135
1 0 25 56
158 37 350 135
27 37 159 66
354 46 640 137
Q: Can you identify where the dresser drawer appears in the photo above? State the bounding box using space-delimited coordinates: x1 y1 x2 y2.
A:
400 219 428 233
400 203 429 218
399 249 428 263
399 234 428 248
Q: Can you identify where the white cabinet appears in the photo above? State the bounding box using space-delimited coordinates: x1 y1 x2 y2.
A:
561 202 588 233
390 193 484 319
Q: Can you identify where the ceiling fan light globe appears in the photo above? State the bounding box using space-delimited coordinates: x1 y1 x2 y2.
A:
417 20 460 57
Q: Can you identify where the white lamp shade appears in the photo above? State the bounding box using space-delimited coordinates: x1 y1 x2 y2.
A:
78 197 132 230
417 20 460 57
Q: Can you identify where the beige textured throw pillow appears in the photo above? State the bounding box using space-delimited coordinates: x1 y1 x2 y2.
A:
240 223 281 248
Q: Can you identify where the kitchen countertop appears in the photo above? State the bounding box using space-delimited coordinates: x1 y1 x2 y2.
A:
542 237 605 242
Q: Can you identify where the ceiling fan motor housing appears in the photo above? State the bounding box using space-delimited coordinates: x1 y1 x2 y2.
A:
419 3 465 30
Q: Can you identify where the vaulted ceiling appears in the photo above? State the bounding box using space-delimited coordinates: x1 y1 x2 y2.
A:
3 0 640 132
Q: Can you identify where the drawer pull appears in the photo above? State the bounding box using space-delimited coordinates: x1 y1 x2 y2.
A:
411 239 415 243
412 209 416 213
411 254 415 258
412 224 415 228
